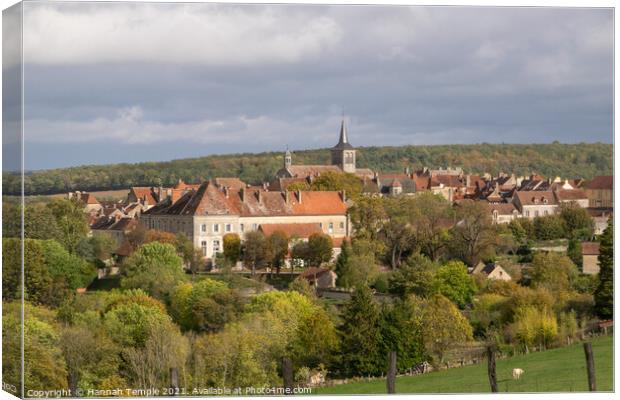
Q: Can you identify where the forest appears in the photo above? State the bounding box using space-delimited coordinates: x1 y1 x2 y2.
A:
3 142 612 195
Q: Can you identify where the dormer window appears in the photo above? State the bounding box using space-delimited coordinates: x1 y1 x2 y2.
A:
542 198 548 204
532 197 538 204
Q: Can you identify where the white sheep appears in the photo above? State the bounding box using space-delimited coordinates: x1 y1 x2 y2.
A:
512 368 524 380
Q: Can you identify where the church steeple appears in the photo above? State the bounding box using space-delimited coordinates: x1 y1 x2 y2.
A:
331 119 356 173
284 147 292 169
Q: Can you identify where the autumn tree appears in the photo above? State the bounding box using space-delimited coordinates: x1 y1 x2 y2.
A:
223 233 242 264
559 202 594 239
415 294 473 366
347 196 387 242
405 192 453 261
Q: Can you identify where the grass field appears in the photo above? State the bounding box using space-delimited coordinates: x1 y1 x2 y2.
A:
316 336 613 394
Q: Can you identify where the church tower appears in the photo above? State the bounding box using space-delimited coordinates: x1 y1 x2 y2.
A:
331 119 356 173
284 148 292 169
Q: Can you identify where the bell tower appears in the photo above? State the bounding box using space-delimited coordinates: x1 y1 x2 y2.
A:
331 119 356 173
284 148 292 169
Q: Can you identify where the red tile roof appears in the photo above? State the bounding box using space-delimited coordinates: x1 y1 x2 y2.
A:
585 176 613 190
555 189 588 201
130 187 159 206
144 181 347 217
287 165 342 177
259 223 322 238
581 242 600 255
515 190 557 206
80 193 100 205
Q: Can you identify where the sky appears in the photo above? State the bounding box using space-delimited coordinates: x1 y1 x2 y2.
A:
11 3 615 170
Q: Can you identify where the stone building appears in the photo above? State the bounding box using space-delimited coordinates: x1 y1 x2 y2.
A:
581 242 600 275
140 181 349 261
584 176 613 208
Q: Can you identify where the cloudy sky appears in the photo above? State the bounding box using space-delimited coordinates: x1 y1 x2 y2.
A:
16 3 614 170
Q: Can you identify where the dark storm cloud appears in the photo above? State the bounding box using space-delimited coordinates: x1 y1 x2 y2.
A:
20 3 613 170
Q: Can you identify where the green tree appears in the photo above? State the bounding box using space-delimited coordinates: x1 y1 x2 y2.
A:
594 218 613 319
223 233 242 264
3 302 68 393
348 196 387 242
567 238 583 269
120 242 186 301
3 238 52 305
534 215 567 240
432 260 477 308
310 171 363 200
405 192 453 261
559 203 594 239
306 233 333 267
530 252 579 297
242 231 272 274
169 279 240 333
336 239 380 289
46 198 90 253
337 285 383 376
334 240 351 287
450 200 497 266
268 231 289 273
388 254 438 298
379 298 426 370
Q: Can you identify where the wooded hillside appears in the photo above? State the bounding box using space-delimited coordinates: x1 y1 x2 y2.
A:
4 142 612 195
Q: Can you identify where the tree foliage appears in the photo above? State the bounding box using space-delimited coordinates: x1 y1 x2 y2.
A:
594 218 613 319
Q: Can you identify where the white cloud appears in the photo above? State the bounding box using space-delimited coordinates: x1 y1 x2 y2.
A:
23 3 343 65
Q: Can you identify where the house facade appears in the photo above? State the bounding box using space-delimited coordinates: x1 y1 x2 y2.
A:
141 182 349 260
584 176 613 208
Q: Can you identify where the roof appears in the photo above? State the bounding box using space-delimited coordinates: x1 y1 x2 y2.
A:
585 176 613 190
108 217 138 232
555 189 588 202
258 223 321 238
332 120 354 150
285 165 343 178
432 174 465 188
487 202 519 215
514 190 557 206
268 177 309 191
144 181 347 217
80 193 100 205
214 177 247 190
299 267 334 280
130 187 159 206
581 242 600 255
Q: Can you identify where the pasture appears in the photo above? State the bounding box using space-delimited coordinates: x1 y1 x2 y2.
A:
315 336 613 394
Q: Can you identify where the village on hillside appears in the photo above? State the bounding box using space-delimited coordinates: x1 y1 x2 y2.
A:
76 121 613 284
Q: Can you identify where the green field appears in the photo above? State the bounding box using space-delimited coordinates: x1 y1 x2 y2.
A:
316 336 613 394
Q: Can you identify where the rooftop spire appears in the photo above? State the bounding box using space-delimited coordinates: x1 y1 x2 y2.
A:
333 118 354 150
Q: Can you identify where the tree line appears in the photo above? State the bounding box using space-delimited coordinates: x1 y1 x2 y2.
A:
4 142 612 195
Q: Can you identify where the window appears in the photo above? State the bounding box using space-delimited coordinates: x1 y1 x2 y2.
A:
201 241 207 256
534 211 539 217
252 223 258 230
213 240 221 253
240 224 245 232
525 211 530 217
201 224 207 233
213 224 220 233
544 210 549 216
319 222 323 229
225 223 232 232
339 222 345 229
328 222 334 234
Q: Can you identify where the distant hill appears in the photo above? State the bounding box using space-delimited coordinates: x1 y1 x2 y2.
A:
3 142 612 196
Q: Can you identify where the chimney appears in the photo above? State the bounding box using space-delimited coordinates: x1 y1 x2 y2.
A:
466 175 471 187
340 190 346 203
404 166 410 175
224 186 230 198
263 182 269 190
284 190 290 204
257 190 263 204
241 188 246 202
297 189 302 203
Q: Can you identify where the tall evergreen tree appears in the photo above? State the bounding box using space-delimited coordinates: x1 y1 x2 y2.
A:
334 241 350 287
337 285 382 377
594 218 613 319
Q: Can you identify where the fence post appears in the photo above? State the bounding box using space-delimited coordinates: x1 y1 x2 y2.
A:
583 342 597 391
486 344 498 393
387 351 397 394
282 357 294 395
169 368 179 396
